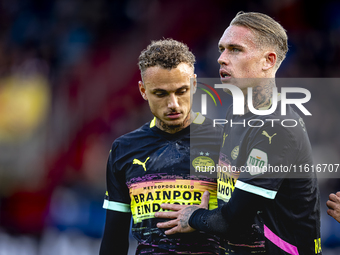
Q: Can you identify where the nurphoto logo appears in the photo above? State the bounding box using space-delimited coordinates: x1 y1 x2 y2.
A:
197 83 312 128
215 84 311 116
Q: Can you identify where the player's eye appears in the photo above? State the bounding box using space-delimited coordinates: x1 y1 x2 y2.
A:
230 47 241 52
218 47 224 53
176 88 188 95
155 92 167 97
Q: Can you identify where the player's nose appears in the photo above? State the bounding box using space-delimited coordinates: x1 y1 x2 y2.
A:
218 51 229 66
168 93 179 108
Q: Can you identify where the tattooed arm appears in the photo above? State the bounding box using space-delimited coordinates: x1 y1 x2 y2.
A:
156 188 266 237
155 191 210 234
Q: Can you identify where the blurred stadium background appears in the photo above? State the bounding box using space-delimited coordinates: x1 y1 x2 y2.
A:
0 0 339 254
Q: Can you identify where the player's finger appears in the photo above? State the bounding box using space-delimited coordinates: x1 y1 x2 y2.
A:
154 211 178 219
326 200 335 210
199 191 210 209
329 193 340 202
157 219 178 229
327 208 340 220
336 191 340 197
327 208 334 216
160 203 186 211
164 226 179 235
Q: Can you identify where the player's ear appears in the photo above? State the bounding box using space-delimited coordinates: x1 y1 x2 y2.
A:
192 74 197 94
262 51 277 71
139 81 148 100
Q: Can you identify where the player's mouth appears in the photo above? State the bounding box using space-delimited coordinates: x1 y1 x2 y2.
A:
166 112 182 119
220 69 231 82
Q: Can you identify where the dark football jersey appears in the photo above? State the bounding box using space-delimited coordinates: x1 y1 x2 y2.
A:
104 113 223 254
218 102 321 255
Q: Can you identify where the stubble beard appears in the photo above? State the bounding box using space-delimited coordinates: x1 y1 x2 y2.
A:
156 112 192 134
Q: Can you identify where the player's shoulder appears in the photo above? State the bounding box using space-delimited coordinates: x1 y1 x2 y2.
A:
253 103 308 134
261 103 305 121
249 119 304 142
245 114 310 158
111 121 153 150
192 112 223 136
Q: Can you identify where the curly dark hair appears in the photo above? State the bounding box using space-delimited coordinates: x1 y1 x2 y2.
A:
138 38 195 76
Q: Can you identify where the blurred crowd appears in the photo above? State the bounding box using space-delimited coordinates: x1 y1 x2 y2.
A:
0 0 339 254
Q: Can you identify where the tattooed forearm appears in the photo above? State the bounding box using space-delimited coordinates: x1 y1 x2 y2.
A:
179 206 199 229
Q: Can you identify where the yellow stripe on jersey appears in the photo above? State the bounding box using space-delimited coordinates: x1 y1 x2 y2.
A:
149 117 156 128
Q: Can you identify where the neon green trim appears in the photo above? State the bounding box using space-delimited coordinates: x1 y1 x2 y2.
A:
149 117 156 128
193 112 205 124
103 200 131 212
235 180 277 199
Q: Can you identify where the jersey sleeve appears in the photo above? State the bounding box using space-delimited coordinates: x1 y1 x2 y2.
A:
103 143 131 213
99 209 131 255
235 123 299 199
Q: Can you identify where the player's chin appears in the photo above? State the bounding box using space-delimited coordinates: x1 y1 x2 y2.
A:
165 119 183 128
167 116 188 126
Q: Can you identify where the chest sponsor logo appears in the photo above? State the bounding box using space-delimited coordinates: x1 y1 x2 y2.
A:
231 146 239 160
262 130 276 144
247 149 268 175
133 157 150 171
129 180 218 223
217 170 236 202
217 155 238 202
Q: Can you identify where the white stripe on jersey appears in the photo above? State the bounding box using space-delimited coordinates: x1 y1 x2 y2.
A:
235 180 277 199
103 200 131 212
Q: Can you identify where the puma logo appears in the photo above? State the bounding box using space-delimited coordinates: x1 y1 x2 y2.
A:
222 133 228 148
262 131 276 144
133 157 150 171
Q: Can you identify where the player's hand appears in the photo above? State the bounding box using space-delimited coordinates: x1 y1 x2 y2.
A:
155 191 210 235
326 191 340 223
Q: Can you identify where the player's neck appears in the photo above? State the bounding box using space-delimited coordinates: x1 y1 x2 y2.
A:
243 81 276 115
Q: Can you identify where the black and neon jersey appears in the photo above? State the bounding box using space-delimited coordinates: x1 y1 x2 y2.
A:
190 103 321 255
103 112 223 254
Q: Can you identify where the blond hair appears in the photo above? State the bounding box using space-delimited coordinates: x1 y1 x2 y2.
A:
231 11 288 68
